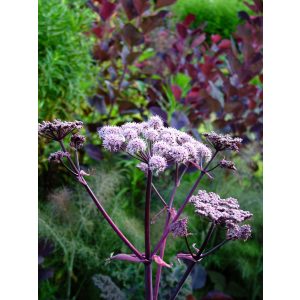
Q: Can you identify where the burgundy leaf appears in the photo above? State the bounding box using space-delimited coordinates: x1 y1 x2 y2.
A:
191 33 206 48
171 85 182 101
133 0 150 15
122 24 144 46
183 13 196 27
211 34 222 43
202 291 233 300
176 23 188 39
140 10 168 34
171 111 190 129
100 0 116 21
149 106 168 123
155 0 177 9
218 39 231 49
121 0 139 20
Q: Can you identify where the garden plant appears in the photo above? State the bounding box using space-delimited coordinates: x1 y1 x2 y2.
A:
38 116 253 299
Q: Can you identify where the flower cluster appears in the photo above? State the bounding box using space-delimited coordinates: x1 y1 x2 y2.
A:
48 151 70 163
203 132 242 152
170 218 189 237
70 133 86 149
38 119 83 141
98 116 212 175
219 159 237 171
190 190 252 241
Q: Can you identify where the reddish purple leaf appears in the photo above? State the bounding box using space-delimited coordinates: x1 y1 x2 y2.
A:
140 10 169 34
211 34 222 43
122 23 144 46
121 0 139 20
171 85 182 101
191 33 206 48
155 0 177 9
183 13 196 27
218 39 231 49
100 0 116 21
176 23 188 39
133 0 150 15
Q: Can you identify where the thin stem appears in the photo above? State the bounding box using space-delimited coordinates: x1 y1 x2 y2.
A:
59 159 78 176
152 184 168 206
169 223 216 300
199 239 229 259
75 149 80 171
184 236 197 260
207 163 220 173
59 140 78 173
151 151 218 258
82 179 143 259
144 169 153 300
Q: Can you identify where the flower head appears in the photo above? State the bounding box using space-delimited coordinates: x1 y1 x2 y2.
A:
153 141 170 156
170 218 189 237
48 151 70 163
168 146 189 163
143 128 159 142
219 159 237 171
98 126 122 139
148 115 163 129
38 120 83 141
126 138 147 154
122 128 139 140
190 190 252 229
149 155 167 175
226 223 252 241
137 162 149 173
70 133 86 149
203 132 242 152
102 134 125 152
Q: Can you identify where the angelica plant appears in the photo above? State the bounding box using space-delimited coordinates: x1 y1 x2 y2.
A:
38 116 252 300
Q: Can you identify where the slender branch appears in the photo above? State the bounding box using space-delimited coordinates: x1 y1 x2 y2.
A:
169 223 216 300
74 149 80 171
152 184 168 206
81 179 143 259
59 159 78 176
199 239 229 259
206 163 220 173
144 169 153 300
184 236 197 260
151 151 219 258
59 140 78 173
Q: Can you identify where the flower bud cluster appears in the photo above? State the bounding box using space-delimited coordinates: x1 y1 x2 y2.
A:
190 190 252 241
48 151 71 163
38 120 83 141
70 133 86 149
170 218 189 237
98 116 213 175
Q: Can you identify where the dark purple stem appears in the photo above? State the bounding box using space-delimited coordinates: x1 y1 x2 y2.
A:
169 223 216 300
58 141 143 260
145 169 153 300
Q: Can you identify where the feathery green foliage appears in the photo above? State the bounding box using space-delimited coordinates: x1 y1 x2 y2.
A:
38 0 98 121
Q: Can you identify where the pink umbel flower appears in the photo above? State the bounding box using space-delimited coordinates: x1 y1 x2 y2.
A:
38 119 83 141
190 190 252 235
102 134 125 152
98 126 123 139
203 131 242 152
226 223 252 241
98 115 215 175
149 155 167 175
126 138 147 154
137 162 149 173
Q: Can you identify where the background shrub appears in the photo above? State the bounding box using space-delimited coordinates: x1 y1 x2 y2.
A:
172 0 252 37
38 0 98 121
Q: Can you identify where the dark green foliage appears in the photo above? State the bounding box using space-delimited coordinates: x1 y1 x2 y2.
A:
172 0 252 37
38 0 98 121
